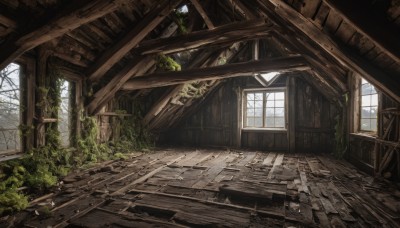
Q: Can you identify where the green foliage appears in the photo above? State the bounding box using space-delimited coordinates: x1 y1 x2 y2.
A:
157 54 181 71
175 11 188 34
0 191 28 215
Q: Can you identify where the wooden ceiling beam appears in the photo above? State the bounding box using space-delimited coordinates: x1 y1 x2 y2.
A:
87 0 182 82
87 56 155 115
230 0 258 19
263 0 400 104
190 0 215 29
323 0 400 63
122 56 309 91
0 0 121 71
135 19 271 55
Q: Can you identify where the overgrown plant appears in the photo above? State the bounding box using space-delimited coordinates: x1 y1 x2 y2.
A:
157 54 181 71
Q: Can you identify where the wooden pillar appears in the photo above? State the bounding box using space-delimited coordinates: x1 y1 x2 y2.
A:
288 76 296 153
235 86 242 148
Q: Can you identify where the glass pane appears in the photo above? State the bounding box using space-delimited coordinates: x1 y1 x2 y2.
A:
361 107 371 118
254 117 263 127
58 80 71 147
247 117 254 127
265 108 274 116
275 92 284 100
266 100 274 107
254 108 263 117
370 86 377 94
361 119 371 131
266 93 274 100
361 95 371 106
275 108 285 117
254 93 263 100
247 108 254 116
275 100 284 108
254 100 263 108
275 117 285 128
265 117 274 127
370 106 378 118
370 118 377 132
371 94 378 106
247 93 254 100
361 83 372 95
247 101 253 108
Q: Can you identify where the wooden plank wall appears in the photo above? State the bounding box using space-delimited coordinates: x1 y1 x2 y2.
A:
164 76 336 153
295 79 337 153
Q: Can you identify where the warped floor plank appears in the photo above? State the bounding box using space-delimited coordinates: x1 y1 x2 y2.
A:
2 148 400 228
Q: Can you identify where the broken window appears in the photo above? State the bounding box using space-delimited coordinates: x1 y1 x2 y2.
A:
58 79 71 147
244 90 285 129
360 78 378 132
0 63 21 152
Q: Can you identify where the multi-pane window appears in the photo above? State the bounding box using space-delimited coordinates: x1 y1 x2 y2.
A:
245 90 285 129
0 63 21 152
360 78 378 132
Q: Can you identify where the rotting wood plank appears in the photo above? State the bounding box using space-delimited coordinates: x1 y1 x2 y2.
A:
262 152 277 166
87 0 182 81
122 56 309 91
219 181 286 200
135 19 270 55
267 154 284 180
190 0 214 29
0 0 121 71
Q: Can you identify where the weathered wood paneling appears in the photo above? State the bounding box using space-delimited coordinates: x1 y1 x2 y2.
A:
165 76 336 153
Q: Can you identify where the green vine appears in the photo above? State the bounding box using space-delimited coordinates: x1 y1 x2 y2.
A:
157 54 181 71
174 11 188 34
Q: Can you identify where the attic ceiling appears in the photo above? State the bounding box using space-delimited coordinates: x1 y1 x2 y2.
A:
0 0 399 129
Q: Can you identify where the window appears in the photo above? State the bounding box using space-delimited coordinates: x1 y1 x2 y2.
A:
58 79 71 147
0 63 21 152
244 90 285 129
360 78 378 132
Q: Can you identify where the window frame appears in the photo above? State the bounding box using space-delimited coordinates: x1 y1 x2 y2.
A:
359 78 378 133
242 87 287 131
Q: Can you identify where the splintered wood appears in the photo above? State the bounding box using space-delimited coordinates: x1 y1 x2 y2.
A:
4 149 400 227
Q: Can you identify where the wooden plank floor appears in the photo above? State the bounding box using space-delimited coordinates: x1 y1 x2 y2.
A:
3 148 400 227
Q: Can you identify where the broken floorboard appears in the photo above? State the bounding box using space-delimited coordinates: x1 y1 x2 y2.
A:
2 148 400 227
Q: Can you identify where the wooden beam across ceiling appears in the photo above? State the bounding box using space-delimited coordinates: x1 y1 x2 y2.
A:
135 19 271 55
190 0 215 29
323 0 400 63
87 0 183 82
122 56 309 91
262 0 400 104
0 0 122 71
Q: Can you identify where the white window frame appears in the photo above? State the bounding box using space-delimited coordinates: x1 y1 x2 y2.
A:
242 87 287 131
359 78 378 133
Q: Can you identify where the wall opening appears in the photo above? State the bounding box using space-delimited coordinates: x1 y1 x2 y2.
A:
58 79 71 147
0 63 21 152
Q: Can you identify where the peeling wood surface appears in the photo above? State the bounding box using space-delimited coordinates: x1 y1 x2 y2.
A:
5 148 400 227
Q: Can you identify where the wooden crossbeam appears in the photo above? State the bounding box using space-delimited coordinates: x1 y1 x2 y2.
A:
230 0 258 19
87 56 155 115
122 56 309 91
134 19 271 55
263 0 400 104
323 0 400 63
0 0 121 71
190 0 215 29
87 0 182 82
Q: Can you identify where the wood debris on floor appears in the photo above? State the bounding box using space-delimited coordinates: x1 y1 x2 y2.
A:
2 148 400 227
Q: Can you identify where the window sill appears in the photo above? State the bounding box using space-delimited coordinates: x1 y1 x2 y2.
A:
242 128 287 133
350 132 377 141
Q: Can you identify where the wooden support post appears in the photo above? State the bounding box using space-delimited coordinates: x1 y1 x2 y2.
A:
288 76 296 153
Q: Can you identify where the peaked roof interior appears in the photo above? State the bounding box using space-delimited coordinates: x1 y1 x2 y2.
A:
0 0 399 129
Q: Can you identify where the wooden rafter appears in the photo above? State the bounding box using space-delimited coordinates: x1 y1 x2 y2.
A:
135 19 271 55
122 56 309 91
190 0 215 29
230 0 258 19
87 0 182 82
0 0 122 70
323 0 400 63
260 0 400 104
87 56 155 115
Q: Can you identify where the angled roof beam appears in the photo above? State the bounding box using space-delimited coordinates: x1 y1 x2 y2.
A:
87 56 155 115
122 56 309 91
262 0 400 104
0 0 121 70
230 0 258 19
87 0 182 82
190 0 215 29
135 19 271 55
323 0 400 63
